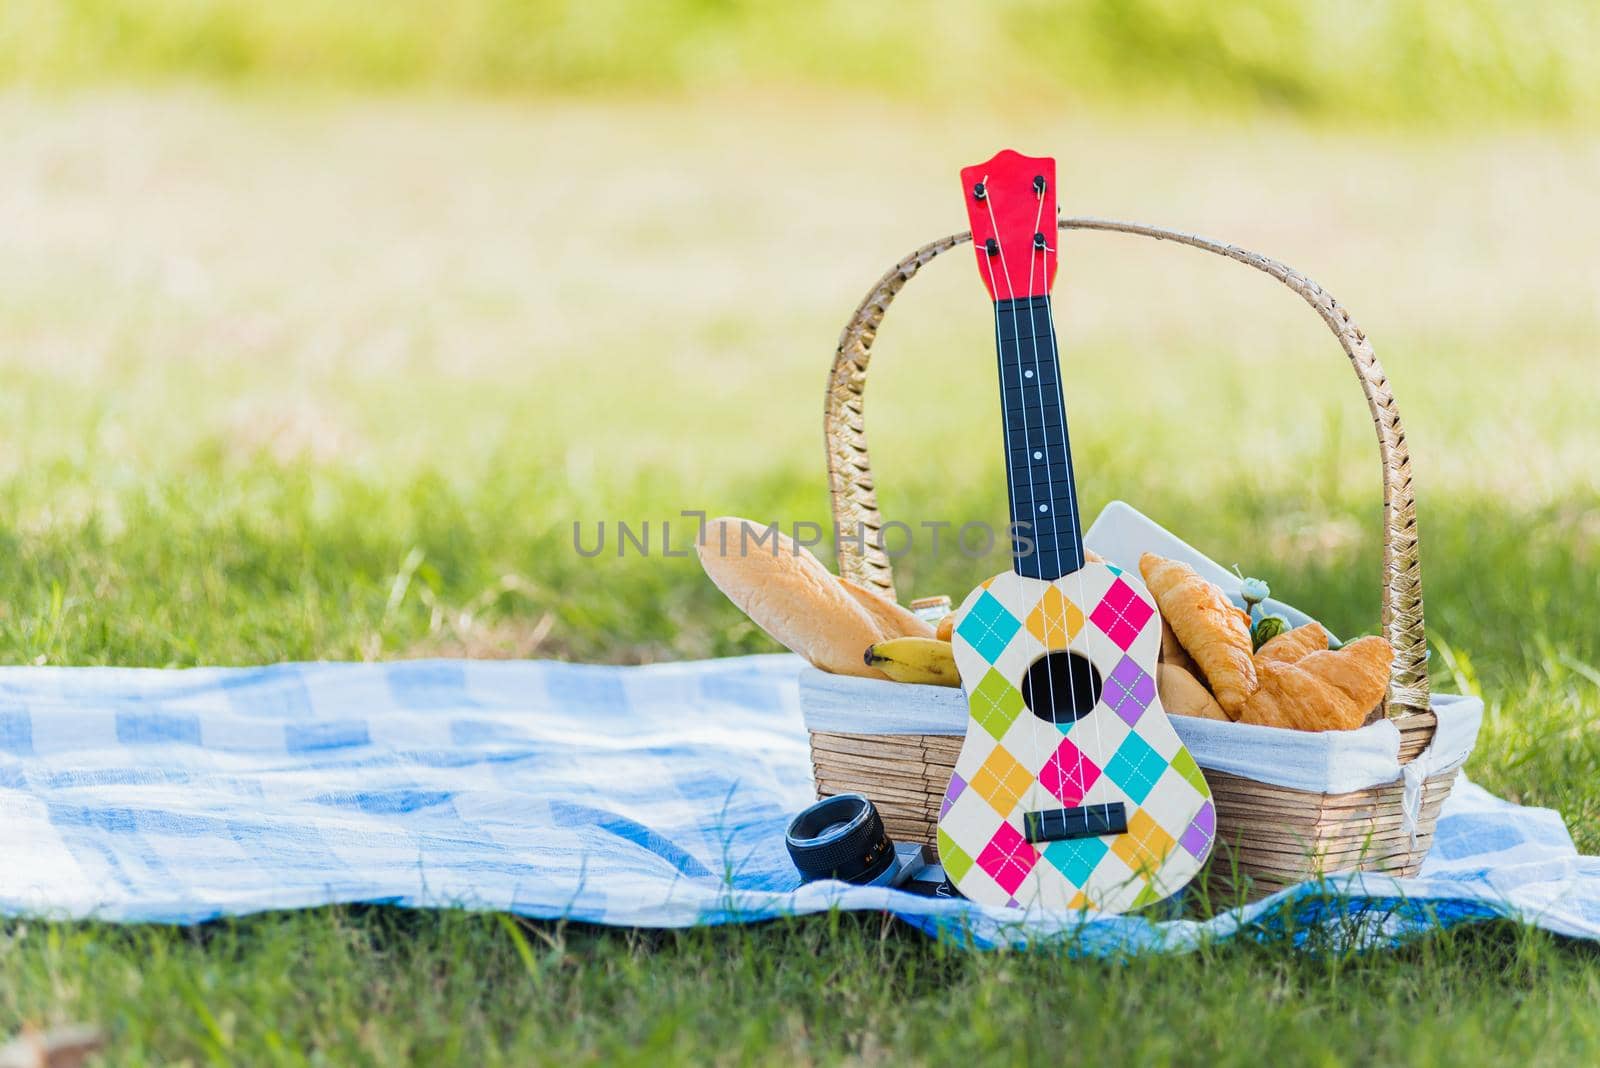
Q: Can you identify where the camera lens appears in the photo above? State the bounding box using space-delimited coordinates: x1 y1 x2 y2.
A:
785 793 896 886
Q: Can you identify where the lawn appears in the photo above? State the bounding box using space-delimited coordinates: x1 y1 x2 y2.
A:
1 90 1597 1063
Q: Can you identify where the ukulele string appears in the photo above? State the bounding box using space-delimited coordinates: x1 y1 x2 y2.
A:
1024 181 1092 844
1040 203 1117 889
1014 196 1085 882
981 187 1053 890
979 217 1041 830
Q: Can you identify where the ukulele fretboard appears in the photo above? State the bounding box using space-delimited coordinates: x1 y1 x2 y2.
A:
993 294 1085 581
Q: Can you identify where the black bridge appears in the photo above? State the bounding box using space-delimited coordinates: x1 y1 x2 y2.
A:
1023 803 1129 844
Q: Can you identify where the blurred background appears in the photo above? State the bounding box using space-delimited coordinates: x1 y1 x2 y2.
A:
0 1 1596 704
4 1 1598 118
6 9 1600 1049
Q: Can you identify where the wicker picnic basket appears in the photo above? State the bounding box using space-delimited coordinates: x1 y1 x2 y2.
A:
812 217 1454 901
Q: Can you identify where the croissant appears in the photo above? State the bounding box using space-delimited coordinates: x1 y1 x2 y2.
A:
1139 553 1256 716
1254 621 1330 670
1236 636 1394 732
1157 663 1229 722
1160 617 1196 673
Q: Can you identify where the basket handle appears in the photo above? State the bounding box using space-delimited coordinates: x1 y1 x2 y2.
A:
824 217 1429 718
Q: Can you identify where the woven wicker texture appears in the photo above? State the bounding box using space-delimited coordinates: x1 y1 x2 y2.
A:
808 729 1456 897
826 218 1428 717
818 217 1444 900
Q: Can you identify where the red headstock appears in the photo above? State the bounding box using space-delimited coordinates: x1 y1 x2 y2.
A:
959 150 1058 301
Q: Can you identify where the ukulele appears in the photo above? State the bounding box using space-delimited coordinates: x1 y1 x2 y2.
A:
934 150 1215 913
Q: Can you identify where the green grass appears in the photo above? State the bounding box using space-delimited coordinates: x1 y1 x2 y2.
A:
5 912 1600 1064
0 91 1597 1061
3 0 1600 123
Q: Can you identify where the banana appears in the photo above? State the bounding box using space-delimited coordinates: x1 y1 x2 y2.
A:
863 636 960 687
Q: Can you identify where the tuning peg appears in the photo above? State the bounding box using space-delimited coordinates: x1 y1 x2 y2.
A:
984 238 1000 257
972 181 987 201
1033 232 1047 250
1033 175 1047 196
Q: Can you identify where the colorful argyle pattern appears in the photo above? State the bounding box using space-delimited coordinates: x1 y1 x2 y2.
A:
939 563 1215 914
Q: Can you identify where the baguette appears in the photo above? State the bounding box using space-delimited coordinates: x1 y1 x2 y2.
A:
839 578 935 640
697 517 887 678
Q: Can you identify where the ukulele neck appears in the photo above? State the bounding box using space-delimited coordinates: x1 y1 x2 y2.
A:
993 294 1085 581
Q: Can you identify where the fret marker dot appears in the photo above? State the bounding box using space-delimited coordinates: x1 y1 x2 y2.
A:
1033 451 1042 460
1024 369 1034 379
1039 505 1049 513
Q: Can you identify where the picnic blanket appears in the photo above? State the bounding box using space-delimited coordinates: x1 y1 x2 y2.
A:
1 653 1596 951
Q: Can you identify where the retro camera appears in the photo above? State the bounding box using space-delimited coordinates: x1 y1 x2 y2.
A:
784 793 952 894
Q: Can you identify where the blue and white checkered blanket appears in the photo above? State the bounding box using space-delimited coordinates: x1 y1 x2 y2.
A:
1 653 1595 951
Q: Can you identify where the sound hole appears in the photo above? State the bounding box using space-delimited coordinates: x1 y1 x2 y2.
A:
1021 651 1102 725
